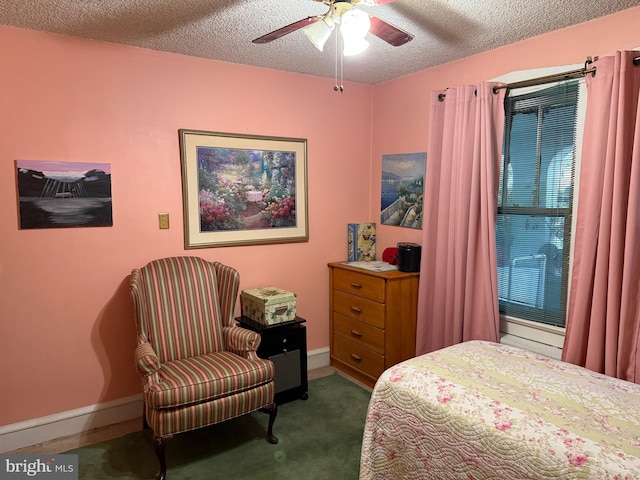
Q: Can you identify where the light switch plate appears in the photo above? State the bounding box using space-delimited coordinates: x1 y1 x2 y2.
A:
159 213 170 229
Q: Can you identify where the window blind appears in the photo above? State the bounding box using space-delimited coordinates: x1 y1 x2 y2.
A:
497 80 581 327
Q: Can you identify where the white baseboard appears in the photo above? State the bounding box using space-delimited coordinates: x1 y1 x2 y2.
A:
500 333 563 360
0 394 143 453
307 346 330 370
1 348 331 453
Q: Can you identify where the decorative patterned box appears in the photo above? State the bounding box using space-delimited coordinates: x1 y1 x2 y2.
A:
347 223 376 261
241 286 297 325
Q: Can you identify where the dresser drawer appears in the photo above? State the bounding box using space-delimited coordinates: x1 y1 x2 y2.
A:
333 335 385 379
333 290 384 328
333 312 384 354
332 268 385 303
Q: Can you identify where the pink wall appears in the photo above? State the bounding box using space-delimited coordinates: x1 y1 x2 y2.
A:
0 26 373 425
371 6 640 252
2 5 640 428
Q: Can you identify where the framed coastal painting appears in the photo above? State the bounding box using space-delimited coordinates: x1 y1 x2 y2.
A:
179 129 308 248
15 160 112 229
380 152 426 229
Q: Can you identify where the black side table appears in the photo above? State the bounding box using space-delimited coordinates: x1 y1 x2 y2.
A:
236 316 309 404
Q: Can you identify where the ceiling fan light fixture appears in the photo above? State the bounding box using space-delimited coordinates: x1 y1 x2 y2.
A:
340 9 371 55
343 37 370 56
340 9 371 37
303 15 335 52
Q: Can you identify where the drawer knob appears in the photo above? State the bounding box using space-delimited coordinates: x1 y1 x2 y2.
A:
350 306 362 313
351 353 362 362
350 329 363 338
350 282 363 289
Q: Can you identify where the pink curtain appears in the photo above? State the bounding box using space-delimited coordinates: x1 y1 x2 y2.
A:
562 51 640 383
416 83 506 355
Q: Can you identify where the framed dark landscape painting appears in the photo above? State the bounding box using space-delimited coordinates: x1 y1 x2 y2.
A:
179 129 308 248
380 152 426 229
16 160 113 229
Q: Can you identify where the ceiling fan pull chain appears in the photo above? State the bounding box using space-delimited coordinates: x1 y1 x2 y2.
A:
340 43 345 93
334 29 339 91
334 30 344 93
334 32 344 92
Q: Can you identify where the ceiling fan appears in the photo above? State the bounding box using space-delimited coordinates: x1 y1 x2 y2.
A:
252 0 413 55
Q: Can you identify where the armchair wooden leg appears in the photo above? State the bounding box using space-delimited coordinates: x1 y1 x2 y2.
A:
153 434 173 480
265 402 278 444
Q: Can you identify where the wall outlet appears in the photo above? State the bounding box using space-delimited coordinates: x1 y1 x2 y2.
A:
159 213 170 229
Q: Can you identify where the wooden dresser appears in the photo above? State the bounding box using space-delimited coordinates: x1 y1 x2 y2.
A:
328 262 419 388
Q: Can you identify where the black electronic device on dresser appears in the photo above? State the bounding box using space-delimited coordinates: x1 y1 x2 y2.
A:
236 316 309 405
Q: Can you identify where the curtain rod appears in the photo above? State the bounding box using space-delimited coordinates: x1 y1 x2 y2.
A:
494 55 640 92
493 66 594 92
493 57 598 93
438 55 640 101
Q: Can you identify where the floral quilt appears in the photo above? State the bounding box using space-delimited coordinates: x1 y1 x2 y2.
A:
359 340 640 479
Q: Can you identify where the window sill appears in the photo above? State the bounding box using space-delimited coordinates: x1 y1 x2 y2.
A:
500 315 565 360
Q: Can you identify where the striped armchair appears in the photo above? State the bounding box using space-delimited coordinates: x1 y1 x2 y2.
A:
130 257 277 480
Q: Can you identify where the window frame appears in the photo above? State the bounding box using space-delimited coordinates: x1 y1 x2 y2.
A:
491 65 587 358
498 81 579 327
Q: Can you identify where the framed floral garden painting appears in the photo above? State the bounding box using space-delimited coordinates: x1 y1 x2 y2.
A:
179 129 308 248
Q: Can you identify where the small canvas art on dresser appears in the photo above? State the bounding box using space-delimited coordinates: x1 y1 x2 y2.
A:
347 223 376 262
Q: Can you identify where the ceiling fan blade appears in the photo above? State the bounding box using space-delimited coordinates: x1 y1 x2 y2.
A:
369 15 413 46
252 17 321 44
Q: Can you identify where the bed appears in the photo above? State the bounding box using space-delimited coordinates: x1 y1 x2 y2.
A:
359 340 640 479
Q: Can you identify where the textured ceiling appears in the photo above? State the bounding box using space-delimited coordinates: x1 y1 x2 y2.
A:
1 0 639 84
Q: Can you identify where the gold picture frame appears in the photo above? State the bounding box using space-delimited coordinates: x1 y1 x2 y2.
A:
179 129 308 248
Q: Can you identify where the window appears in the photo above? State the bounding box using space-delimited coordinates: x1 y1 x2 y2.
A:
496 79 584 347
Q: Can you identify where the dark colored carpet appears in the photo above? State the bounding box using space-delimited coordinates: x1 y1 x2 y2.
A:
68 374 372 479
